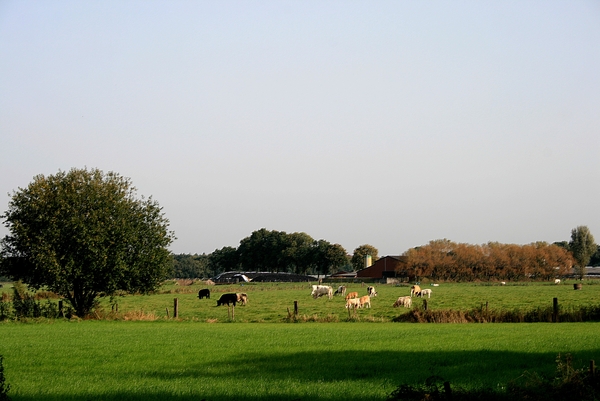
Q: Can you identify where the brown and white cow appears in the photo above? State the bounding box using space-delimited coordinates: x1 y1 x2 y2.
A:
410 285 421 297
345 291 359 301
358 295 371 309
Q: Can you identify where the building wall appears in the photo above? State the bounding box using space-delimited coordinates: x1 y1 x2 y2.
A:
356 256 406 278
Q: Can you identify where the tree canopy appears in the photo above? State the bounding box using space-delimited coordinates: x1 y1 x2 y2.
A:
0 168 175 316
570 226 597 279
222 228 348 276
351 244 379 271
402 239 573 282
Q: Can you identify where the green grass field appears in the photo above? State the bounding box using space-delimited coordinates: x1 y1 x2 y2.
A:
1 280 600 400
2 321 600 401
98 280 600 323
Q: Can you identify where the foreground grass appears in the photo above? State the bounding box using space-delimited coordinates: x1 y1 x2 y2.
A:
1 321 600 400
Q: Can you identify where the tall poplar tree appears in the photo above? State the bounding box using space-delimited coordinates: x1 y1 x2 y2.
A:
569 226 596 280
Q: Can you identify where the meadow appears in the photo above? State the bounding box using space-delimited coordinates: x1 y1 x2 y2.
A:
1 280 600 400
100 279 600 323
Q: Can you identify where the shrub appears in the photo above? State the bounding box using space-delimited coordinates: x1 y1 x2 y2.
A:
0 355 10 401
11 281 63 319
0 301 10 321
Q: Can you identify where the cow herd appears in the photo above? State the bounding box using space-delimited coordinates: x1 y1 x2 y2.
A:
197 289 249 307
311 284 432 312
197 283 434 312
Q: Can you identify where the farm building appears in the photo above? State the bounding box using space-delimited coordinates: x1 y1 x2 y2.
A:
356 255 408 280
329 270 357 279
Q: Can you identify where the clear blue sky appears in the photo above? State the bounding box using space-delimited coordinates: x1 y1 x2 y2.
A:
1 1 599 256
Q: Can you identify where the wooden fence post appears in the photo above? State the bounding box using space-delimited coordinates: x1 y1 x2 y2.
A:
232 304 235 320
166 308 169 318
591 360 596 377
58 300 64 318
553 298 558 323
174 298 179 318
294 300 298 316
443 381 452 399
423 299 428 311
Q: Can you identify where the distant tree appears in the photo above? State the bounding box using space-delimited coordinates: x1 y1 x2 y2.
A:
237 229 288 272
351 244 379 271
172 254 209 279
0 168 175 317
569 226 597 279
208 246 240 276
553 241 570 251
590 245 600 267
309 240 348 276
402 239 573 282
281 232 315 274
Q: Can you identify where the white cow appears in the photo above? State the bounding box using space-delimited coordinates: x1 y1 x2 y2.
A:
367 286 378 297
419 289 432 298
311 285 333 299
393 296 412 308
554 279 561 284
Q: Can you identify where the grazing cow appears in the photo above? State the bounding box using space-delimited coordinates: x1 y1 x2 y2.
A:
410 285 421 297
359 295 371 309
367 286 378 297
419 289 432 298
334 285 347 296
197 289 211 299
345 298 361 310
216 293 238 307
345 291 359 300
393 296 412 308
311 285 333 299
432 283 439 287
555 279 561 284
236 293 248 305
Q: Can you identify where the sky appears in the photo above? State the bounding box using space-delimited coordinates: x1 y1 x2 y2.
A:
1 1 599 257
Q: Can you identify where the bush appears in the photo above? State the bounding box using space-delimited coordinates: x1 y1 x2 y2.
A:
10 281 63 319
393 304 600 323
0 301 10 321
0 355 10 401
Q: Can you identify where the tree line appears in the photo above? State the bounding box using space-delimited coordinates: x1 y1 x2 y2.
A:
1 167 597 318
400 226 598 282
172 228 361 279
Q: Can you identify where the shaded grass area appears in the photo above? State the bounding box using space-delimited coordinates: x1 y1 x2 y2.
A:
1 322 600 400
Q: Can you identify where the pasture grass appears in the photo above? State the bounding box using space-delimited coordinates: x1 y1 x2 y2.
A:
1 321 600 400
90 280 600 323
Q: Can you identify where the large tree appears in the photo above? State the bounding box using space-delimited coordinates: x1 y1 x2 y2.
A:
351 244 379 271
569 226 596 279
208 246 240 276
309 240 348 275
0 168 175 317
